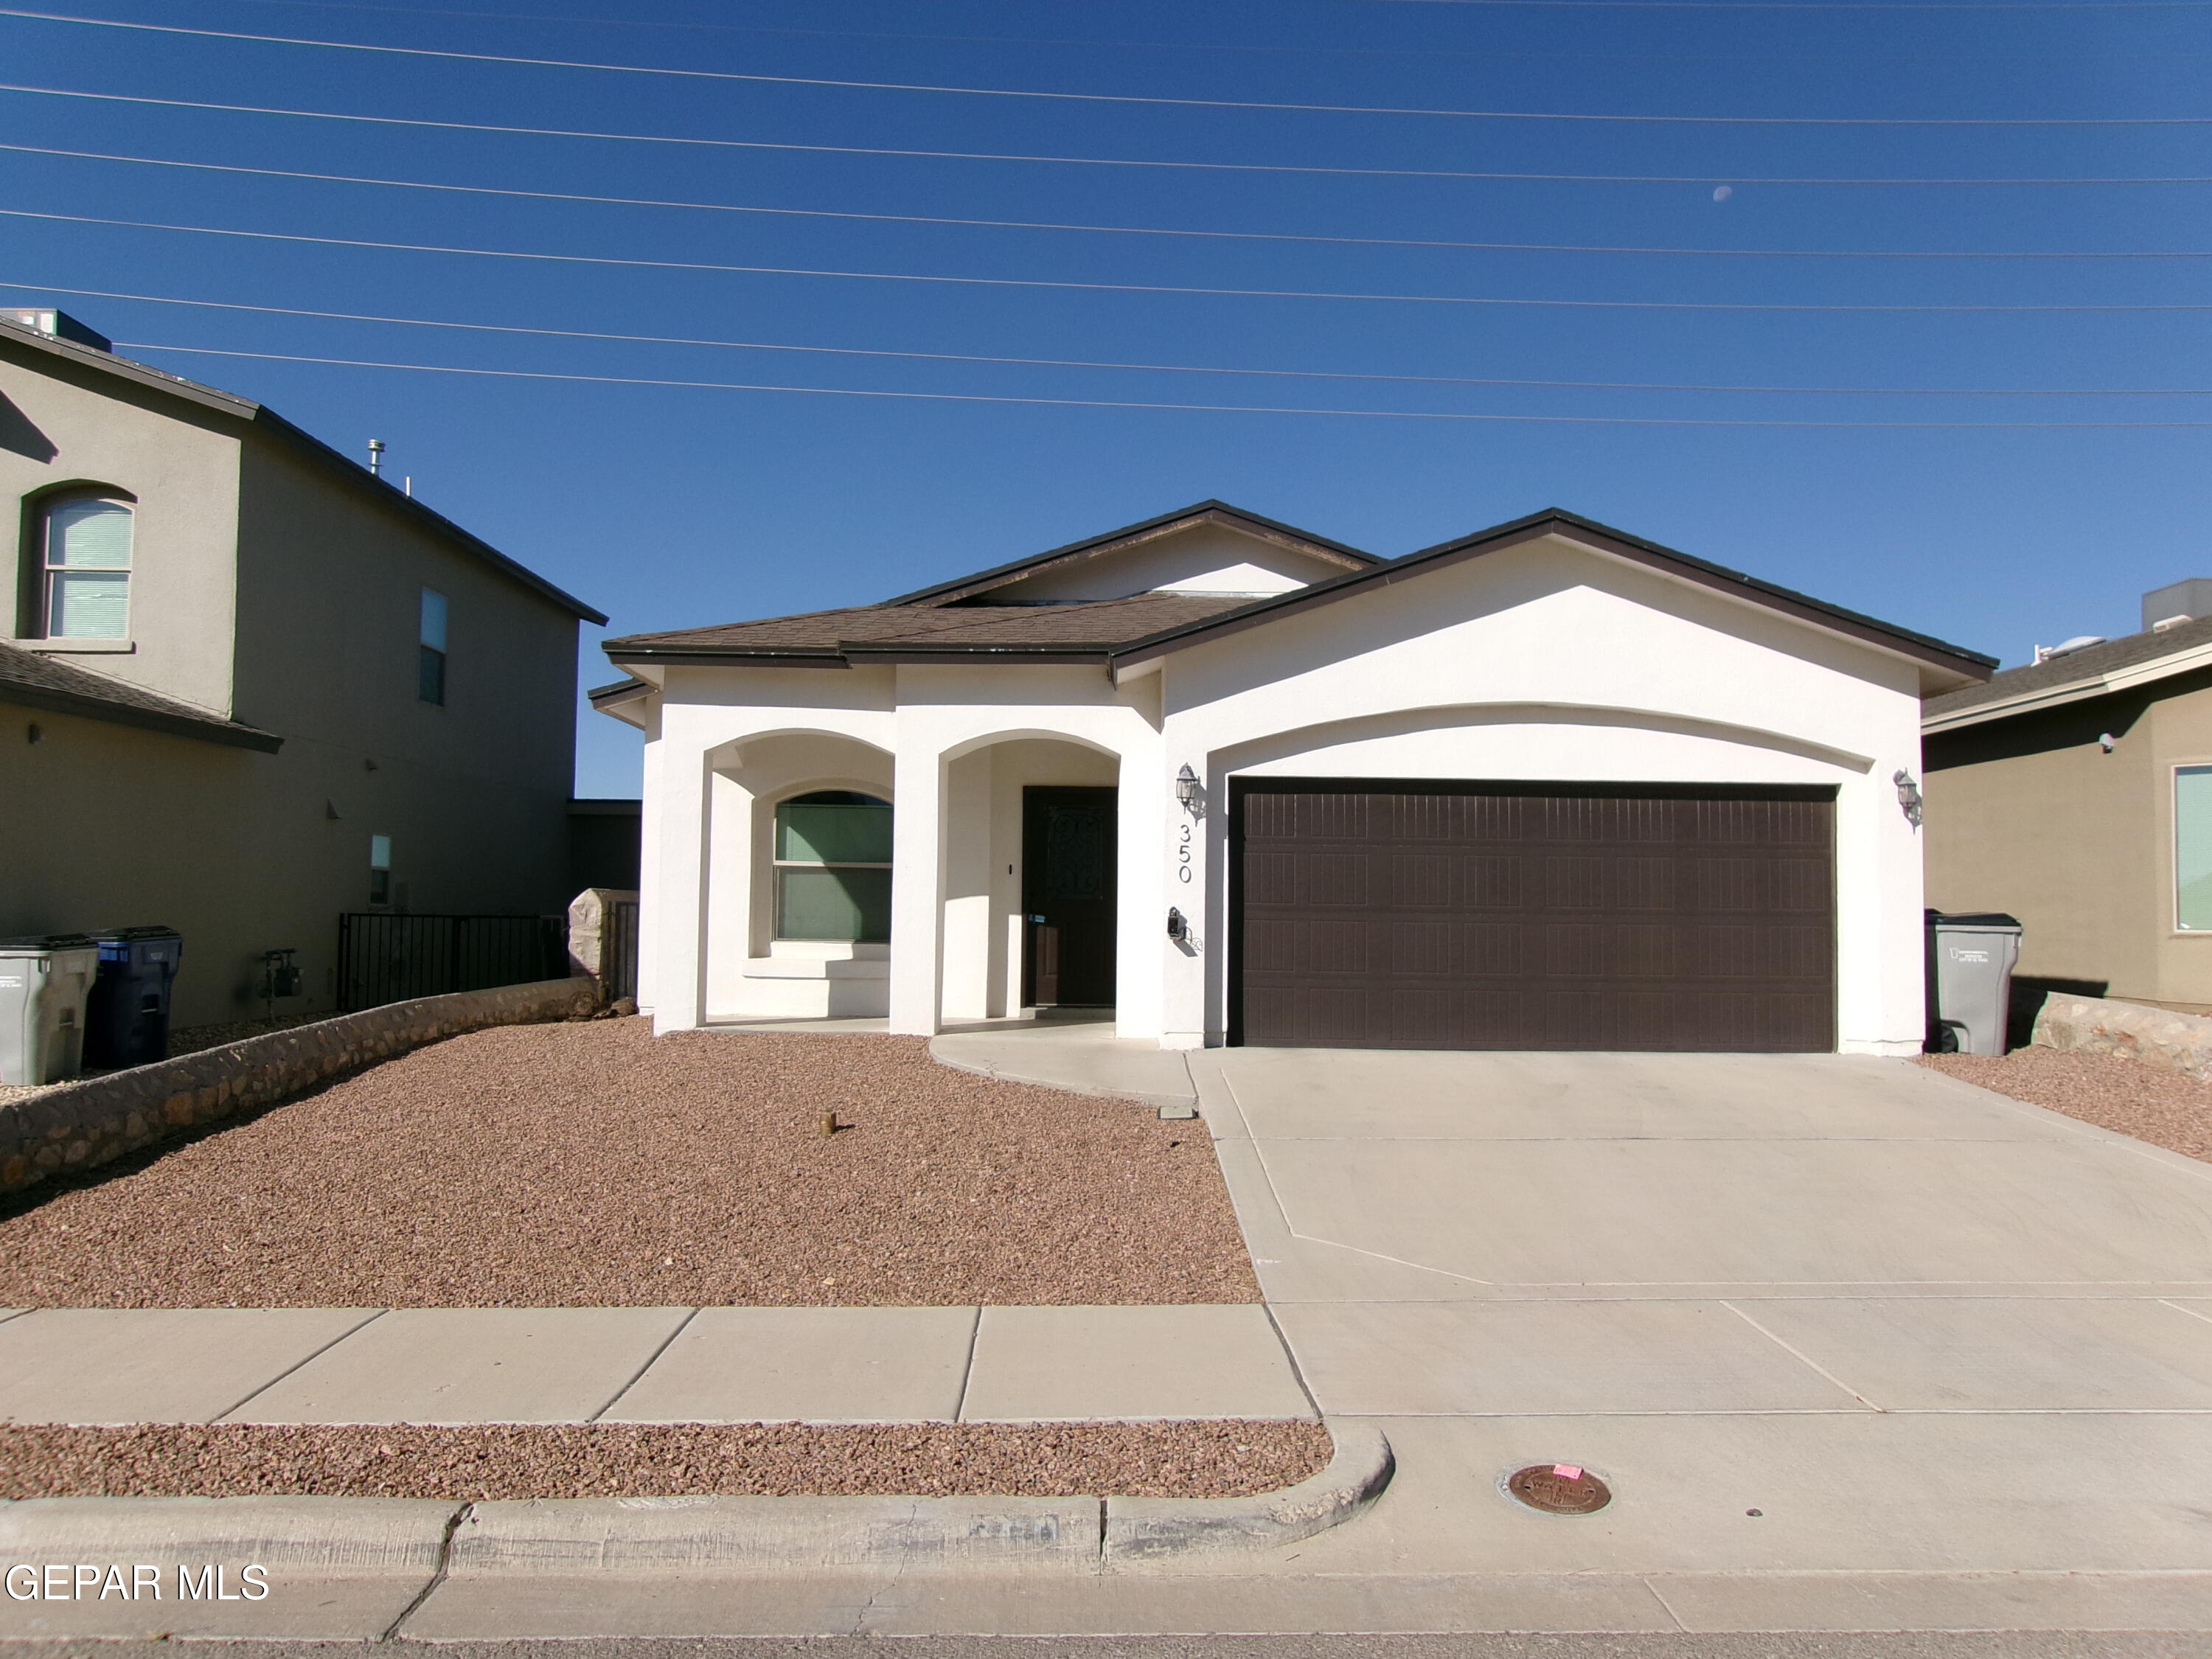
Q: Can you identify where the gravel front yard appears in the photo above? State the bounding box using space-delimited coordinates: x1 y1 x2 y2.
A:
0 1420 1331 1500
1919 1046 2212 1162
0 1020 1259 1308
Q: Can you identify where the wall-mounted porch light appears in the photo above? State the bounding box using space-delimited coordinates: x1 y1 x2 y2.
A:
1175 763 1204 814
1893 768 1923 829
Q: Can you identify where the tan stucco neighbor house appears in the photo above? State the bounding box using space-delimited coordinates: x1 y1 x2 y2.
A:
599 501 1992 1055
1924 580 2212 1018
0 308 605 1029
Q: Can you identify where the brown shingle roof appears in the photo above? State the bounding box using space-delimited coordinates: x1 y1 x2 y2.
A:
1924 613 2212 720
0 642 282 751
610 593 1254 662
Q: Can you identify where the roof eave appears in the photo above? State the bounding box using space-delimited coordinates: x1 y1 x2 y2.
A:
838 643 1112 665
605 647 852 669
0 679 285 752
1923 635 2212 734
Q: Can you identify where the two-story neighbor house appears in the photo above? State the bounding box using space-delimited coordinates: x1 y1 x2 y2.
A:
0 308 605 1029
597 501 1992 1054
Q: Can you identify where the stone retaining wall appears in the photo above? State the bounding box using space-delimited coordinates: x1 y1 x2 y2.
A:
2032 991 2212 1082
0 977 602 1197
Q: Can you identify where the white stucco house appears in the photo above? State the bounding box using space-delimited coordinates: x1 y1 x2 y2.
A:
594 502 1992 1055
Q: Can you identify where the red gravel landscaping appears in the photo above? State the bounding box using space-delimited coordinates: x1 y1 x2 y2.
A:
0 1020 1259 1308
1918 1046 2212 1163
0 1420 1332 1500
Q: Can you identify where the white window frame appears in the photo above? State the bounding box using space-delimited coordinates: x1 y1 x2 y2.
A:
2173 762 2212 934
771 791 893 944
40 494 134 641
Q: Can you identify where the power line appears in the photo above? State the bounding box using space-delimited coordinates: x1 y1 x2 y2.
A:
8 84 2208 187
6 8 2209 122
13 144 2204 260
107 344 2212 427
216 0 2212 60
1339 0 2211 8
14 206 2211 311
18 279 2205 394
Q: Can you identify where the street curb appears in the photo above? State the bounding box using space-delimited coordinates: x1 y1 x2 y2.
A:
447 1494 1100 1576
0 1425 1389 1582
0 1494 462 1572
1105 1420 1394 1562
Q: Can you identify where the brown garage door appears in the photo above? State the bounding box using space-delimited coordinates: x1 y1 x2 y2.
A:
1231 781 1835 1052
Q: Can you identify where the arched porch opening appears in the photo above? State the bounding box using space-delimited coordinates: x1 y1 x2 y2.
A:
938 734 1121 1023
703 729 895 1022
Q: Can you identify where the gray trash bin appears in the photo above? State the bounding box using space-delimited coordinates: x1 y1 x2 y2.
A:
1925 910 2023 1057
0 933 100 1085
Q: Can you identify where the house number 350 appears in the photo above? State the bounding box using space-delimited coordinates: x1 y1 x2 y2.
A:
1177 821 1194 883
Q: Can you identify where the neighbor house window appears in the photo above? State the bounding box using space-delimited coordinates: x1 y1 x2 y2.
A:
418 588 448 705
42 496 133 639
773 791 891 942
369 833 392 905
2178 768 2212 930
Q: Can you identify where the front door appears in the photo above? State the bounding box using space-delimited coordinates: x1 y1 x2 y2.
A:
1023 787 1118 1006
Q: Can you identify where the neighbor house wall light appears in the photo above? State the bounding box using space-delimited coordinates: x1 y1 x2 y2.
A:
1893 769 1923 829
1175 763 1204 813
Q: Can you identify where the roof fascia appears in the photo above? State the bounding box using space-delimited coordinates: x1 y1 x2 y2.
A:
878 501 1378 608
0 679 284 751
1922 636 2212 734
840 643 1111 665
0 319 257 419
586 676 653 706
1105 509 1997 689
606 647 851 669
1 321 608 627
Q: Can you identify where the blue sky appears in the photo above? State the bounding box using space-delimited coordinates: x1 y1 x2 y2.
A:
3 0 2206 796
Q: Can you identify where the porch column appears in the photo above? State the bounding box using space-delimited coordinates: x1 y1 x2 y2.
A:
1114 740 1168 1040
887 741 947 1035
647 703 709 1033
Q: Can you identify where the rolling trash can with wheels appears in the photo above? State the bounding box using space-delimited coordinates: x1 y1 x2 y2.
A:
1924 910 2024 1057
86 925 184 1069
0 933 100 1085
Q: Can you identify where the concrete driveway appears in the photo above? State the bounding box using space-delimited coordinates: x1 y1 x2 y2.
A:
1186 1047 2212 1631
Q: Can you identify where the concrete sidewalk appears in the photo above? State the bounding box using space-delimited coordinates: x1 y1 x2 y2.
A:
0 1303 1312 1425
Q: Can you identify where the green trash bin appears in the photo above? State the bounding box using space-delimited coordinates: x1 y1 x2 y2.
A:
0 933 100 1085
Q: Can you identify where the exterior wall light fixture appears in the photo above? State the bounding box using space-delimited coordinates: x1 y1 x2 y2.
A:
1175 763 1204 814
1893 768 1923 829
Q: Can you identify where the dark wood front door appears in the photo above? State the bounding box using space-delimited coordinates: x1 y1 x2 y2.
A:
1231 779 1836 1052
1023 787 1118 1006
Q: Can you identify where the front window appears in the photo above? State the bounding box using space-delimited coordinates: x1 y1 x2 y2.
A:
369 833 393 906
2178 767 2212 929
773 791 891 942
43 496 133 639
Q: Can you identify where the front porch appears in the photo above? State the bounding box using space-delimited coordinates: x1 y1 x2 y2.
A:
672 714 1172 1040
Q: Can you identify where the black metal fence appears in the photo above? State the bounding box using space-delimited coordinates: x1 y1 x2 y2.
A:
337 912 568 1012
600 898 639 1003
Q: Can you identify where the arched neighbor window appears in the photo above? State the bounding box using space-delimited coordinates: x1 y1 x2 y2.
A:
773 790 892 942
41 495 133 639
